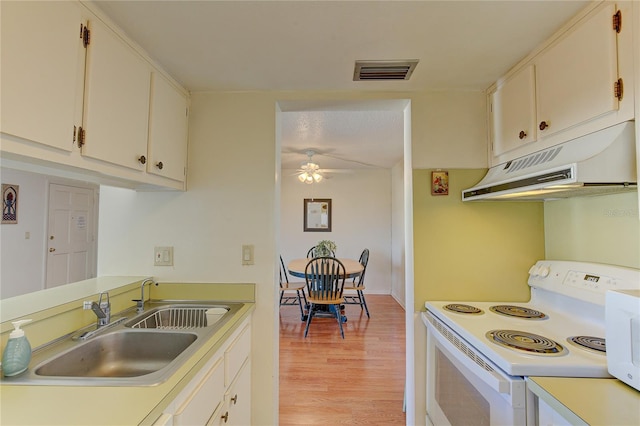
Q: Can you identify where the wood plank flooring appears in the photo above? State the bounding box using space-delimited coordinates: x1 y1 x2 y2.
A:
279 295 406 425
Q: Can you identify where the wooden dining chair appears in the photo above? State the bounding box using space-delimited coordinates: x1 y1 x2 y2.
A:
304 256 347 338
279 255 308 321
342 248 370 318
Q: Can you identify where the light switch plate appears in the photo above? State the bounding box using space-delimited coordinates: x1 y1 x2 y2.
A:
154 246 173 266
242 244 254 265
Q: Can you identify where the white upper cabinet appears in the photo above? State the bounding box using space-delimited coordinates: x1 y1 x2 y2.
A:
147 73 189 182
0 1 85 152
491 65 537 156
0 1 188 190
81 17 151 171
535 3 619 139
489 2 634 166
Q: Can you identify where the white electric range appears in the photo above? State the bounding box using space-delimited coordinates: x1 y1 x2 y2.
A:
422 260 640 426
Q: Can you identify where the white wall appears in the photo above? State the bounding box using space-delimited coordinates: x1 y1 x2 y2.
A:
96 90 486 425
391 161 406 306
0 168 47 298
280 168 392 294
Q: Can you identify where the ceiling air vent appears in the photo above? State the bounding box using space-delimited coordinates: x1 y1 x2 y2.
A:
353 60 419 81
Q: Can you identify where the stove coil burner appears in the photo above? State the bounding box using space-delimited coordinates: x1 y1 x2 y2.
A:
489 305 548 320
567 336 606 354
443 304 484 315
487 330 567 356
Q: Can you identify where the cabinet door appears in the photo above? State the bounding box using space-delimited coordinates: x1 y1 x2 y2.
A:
81 17 150 170
1 1 85 151
148 73 189 182
173 357 225 426
536 3 619 138
491 65 537 156
224 359 251 426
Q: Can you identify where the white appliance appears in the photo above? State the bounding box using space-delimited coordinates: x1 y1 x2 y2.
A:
462 121 637 201
606 289 640 391
422 260 640 426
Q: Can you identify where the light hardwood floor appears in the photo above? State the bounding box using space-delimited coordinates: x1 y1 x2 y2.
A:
279 294 406 425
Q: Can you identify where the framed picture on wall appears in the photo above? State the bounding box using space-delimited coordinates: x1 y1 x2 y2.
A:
2 183 19 224
431 171 449 196
304 198 332 232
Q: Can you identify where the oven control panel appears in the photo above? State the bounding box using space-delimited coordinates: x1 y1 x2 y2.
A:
528 260 640 305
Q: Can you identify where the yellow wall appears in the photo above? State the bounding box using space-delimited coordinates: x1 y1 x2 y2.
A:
412 169 545 311
545 191 640 268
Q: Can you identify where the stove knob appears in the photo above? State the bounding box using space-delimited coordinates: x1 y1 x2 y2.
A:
528 265 538 275
538 266 550 277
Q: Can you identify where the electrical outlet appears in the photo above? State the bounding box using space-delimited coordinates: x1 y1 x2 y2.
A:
154 246 174 266
242 244 254 265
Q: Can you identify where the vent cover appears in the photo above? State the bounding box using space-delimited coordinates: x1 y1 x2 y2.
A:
505 145 563 174
353 60 419 81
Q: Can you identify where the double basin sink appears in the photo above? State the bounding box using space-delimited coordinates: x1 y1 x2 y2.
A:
3 301 244 386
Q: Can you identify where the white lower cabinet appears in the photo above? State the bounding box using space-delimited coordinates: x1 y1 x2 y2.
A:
154 318 251 426
219 359 251 426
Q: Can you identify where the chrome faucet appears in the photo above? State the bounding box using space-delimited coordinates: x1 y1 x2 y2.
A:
85 291 111 327
134 278 157 313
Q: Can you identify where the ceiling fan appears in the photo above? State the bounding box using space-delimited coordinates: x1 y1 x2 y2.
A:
296 150 325 184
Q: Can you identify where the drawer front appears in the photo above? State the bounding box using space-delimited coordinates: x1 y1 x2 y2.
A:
225 324 251 386
174 357 225 426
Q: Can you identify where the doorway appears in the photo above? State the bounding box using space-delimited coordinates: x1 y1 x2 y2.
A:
276 98 415 422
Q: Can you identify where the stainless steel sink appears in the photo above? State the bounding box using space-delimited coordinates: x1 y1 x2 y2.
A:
125 304 230 329
2 301 246 386
35 330 197 378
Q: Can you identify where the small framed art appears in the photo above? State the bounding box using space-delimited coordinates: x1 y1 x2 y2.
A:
431 171 449 196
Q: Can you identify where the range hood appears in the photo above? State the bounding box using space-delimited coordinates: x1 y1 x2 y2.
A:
462 121 637 201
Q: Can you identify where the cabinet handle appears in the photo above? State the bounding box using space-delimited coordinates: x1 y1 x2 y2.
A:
49 248 56 253
539 121 550 131
221 411 229 423
156 161 164 170
518 130 527 140
231 394 238 405
138 155 147 165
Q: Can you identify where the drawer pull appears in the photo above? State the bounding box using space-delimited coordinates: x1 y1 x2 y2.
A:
539 121 550 131
221 411 229 423
138 155 147 165
231 394 238 405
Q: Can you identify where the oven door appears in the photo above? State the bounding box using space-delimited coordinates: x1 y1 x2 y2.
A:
423 312 526 426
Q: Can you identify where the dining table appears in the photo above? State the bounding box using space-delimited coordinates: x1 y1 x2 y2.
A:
287 257 364 279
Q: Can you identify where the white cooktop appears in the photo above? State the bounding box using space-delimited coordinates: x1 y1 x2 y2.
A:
424 260 640 377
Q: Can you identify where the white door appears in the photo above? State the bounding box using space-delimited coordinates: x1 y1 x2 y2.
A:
46 183 97 288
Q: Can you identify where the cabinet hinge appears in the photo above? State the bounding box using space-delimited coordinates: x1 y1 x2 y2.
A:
77 126 86 148
82 25 90 48
614 78 624 101
613 10 622 33
73 125 77 144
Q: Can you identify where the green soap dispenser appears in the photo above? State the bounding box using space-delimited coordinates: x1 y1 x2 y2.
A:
2 319 32 377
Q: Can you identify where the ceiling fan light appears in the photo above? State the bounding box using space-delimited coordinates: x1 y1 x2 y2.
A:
298 173 308 183
313 173 323 183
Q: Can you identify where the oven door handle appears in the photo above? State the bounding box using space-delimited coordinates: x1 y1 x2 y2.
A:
426 316 516 396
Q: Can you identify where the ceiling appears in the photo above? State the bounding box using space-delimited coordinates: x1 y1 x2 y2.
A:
92 0 589 171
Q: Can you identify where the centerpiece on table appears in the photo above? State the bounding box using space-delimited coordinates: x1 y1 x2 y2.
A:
316 240 337 257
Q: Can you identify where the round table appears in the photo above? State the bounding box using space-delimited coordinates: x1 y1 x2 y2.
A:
287 258 364 279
